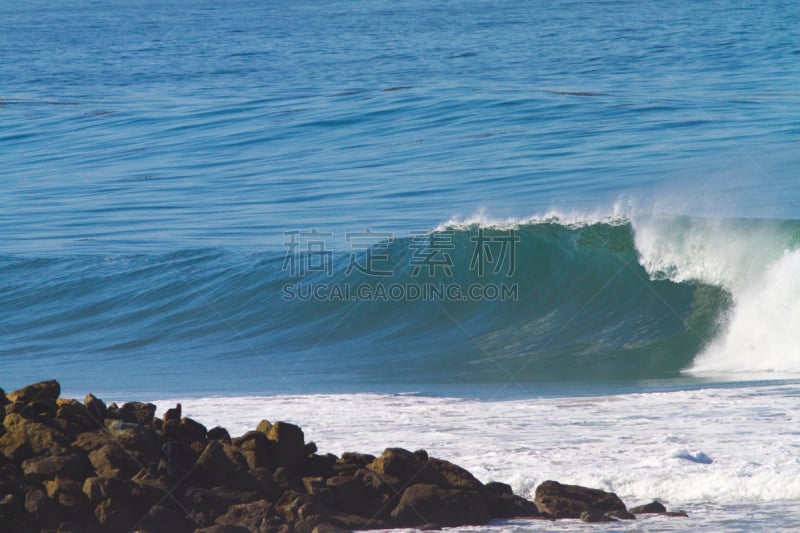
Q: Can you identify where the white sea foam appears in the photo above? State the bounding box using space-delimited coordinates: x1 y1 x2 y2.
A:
632 214 800 376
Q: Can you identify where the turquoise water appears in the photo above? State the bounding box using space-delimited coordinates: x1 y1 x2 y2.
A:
2 0 800 395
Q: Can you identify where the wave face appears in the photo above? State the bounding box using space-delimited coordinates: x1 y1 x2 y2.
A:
14 213 799 393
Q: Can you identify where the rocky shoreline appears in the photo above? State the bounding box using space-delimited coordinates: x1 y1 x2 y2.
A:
0 380 686 532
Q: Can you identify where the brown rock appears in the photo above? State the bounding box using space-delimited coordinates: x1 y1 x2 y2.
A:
428 457 483 490
267 422 305 469
0 413 68 462
55 399 101 437
255 420 272 434
389 483 489 527
88 444 141 479
368 448 449 488
83 394 108 422
7 380 61 404
534 480 633 520
73 430 113 453
21 450 93 481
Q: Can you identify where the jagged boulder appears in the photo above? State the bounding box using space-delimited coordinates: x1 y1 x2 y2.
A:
21 449 93 481
119 401 157 427
483 481 540 518
7 380 61 404
368 448 449 488
534 480 634 519
0 413 68 462
389 483 489 527
88 444 141 479
267 421 305 469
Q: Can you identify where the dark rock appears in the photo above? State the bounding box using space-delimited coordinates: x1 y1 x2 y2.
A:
581 510 618 522
302 453 337 478
483 482 540 519
83 394 107 422
534 480 634 520
389 483 489 527
195 441 249 487
82 476 132 503
104 419 158 457
208 426 231 442
267 421 305 469
327 513 391 531
138 504 190 532
630 501 667 514
340 452 375 467
196 526 251 533
180 417 208 444
94 497 135 531
163 403 181 423
21 450 93 481
25 486 61 529
273 465 304 492
43 477 92 523
7 380 61 404
8 399 60 424
232 431 270 469
88 444 141 479
214 499 274 531
312 523 351 533
119 402 156 427
325 474 388 518
205 486 260 518
664 510 689 517
276 490 329 523
56 521 86 533
368 448 449 488
0 387 8 408
304 442 318 456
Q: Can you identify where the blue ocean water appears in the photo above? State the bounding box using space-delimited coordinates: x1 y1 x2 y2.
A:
2 0 800 396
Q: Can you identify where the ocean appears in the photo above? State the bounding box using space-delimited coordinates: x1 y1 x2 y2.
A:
2 0 800 530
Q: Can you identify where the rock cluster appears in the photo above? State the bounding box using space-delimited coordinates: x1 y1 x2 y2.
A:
0 381 686 532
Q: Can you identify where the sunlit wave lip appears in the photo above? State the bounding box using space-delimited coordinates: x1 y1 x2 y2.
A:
433 204 632 232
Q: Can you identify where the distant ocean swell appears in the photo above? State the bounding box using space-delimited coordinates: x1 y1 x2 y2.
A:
2 214 799 387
